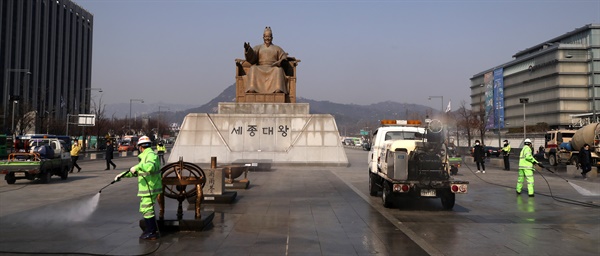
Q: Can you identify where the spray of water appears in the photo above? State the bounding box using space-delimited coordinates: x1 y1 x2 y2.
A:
9 193 101 226
568 182 599 196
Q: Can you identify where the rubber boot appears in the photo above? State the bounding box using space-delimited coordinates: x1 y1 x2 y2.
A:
139 218 150 239
140 217 159 240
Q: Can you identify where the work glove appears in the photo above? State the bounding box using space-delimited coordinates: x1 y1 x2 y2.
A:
114 172 124 182
129 166 137 175
537 163 544 168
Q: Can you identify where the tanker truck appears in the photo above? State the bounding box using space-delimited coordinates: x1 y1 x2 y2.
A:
544 123 600 166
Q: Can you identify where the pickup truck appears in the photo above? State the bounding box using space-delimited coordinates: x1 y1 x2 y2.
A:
0 138 72 184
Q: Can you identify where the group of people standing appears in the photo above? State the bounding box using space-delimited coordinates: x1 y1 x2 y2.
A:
70 139 168 172
472 138 595 197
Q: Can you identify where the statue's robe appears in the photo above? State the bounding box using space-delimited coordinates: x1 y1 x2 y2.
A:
244 44 287 93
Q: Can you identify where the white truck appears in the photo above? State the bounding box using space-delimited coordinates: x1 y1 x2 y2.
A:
0 138 72 184
368 119 468 210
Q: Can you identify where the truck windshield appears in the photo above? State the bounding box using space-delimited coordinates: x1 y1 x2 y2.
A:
384 131 422 141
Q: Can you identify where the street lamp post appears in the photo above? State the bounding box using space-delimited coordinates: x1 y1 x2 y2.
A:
158 106 169 140
85 88 103 114
11 99 18 134
520 98 529 140
3 69 30 131
129 99 144 131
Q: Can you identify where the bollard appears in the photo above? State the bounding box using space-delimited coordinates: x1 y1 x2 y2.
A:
211 156 217 169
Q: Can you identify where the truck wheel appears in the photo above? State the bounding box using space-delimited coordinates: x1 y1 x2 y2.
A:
369 172 378 196
6 173 16 184
382 181 394 208
441 191 455 210
549 154 557 166
60 166 69 180
41 171 52 184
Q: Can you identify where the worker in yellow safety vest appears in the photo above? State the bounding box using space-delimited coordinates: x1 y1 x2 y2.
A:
114 136 163 240
516 138 542 197
502 140 511 171
156 142 166 166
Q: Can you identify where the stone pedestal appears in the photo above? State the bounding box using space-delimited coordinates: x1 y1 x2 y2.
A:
185 167 237 204
139 211 215 232
224 180 250 189
168 103 348 166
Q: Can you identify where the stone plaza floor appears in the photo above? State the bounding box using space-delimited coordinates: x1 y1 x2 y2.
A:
0 148 599 255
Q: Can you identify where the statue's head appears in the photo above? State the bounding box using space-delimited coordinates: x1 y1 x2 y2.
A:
263 26 273 46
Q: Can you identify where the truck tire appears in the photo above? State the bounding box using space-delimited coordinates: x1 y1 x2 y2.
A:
6 173 16 184
441 191 455 210
60 166 69 180
369 172 378 196
41 171 52 184
549 154 557 166
382 181 394 208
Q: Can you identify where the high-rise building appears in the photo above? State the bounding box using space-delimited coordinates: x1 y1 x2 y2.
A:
471 24 599 130
1 0 93 134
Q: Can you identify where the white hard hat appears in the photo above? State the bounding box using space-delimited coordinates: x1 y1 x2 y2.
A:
137 136 152 146
524 138 532 144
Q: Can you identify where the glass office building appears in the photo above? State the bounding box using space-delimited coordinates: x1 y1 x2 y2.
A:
1 0 93 134
471 24 599 130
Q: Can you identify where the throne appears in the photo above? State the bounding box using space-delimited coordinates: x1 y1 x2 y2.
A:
235 57 300 103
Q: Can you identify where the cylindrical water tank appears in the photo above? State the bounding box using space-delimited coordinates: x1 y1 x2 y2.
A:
570 123 600 150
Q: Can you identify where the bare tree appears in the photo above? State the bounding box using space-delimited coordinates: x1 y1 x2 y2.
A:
92 95 110 139
456 101 475 147
15 102 36 135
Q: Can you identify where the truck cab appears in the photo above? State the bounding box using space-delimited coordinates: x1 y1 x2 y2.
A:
544 129 576 165
368 120 425 174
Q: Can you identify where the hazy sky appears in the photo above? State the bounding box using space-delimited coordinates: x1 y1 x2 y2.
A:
77 0 600 111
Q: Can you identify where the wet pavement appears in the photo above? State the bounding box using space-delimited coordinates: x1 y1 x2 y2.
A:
0 148 599 256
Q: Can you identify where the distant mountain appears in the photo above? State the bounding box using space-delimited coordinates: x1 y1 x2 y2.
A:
102 102 200 119
151 84 436 136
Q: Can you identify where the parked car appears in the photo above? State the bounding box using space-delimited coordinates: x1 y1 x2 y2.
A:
484 146 500 157
118 141 135 152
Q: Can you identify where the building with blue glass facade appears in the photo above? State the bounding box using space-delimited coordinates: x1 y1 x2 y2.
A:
471 24 599 130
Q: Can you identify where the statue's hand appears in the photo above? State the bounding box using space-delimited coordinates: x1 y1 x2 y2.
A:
244 42 250 51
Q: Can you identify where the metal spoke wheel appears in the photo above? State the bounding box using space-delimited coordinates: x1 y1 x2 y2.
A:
161 161 206 200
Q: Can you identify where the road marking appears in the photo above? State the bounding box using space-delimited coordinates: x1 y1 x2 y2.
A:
330 170 443 256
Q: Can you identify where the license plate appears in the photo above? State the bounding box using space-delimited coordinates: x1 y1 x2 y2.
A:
14 172 25 177
420 189 436 197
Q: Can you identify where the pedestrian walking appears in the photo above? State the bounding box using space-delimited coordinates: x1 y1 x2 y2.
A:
156 142 166 166
517 138 542 197
502 140 511 170
473 140 486 173
105 140 116 170
114 136 162 240
70 141 82 173
578 143 592 179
